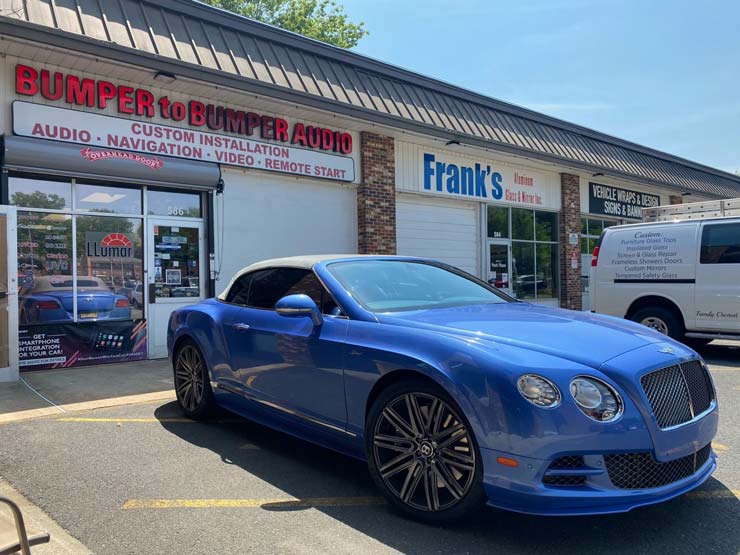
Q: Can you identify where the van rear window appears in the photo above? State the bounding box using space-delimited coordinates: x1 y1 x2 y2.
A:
700 223 740 264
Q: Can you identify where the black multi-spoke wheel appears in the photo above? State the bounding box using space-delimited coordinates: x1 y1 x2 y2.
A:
366 380 484 522
174 339 214 419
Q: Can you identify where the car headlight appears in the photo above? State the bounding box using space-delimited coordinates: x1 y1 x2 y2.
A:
570 376 623 422
517 374 561 408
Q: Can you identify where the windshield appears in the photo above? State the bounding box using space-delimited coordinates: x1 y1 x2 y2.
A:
328 260 510 312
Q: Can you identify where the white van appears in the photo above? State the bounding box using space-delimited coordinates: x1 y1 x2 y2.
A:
590 199 740 345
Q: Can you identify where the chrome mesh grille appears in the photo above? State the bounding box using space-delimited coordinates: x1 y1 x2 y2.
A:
640 361 714 429
680 361 713 415
605 444 711 489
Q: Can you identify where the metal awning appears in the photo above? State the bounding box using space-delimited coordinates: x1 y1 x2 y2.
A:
1 0 740 198
3 136 221 190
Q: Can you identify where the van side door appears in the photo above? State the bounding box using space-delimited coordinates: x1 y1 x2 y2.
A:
694 221 740 333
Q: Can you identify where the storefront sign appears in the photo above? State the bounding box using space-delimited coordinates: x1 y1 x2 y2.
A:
19 319 147 370
420 152 559 209
85 232 136 260
81 147 164 170
588 182 660 219
13 102 356 182
15 64 353 154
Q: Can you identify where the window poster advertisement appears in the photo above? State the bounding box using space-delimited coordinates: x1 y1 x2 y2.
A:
19 319 147 370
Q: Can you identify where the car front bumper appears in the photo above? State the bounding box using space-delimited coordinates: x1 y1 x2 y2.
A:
479 444 717 516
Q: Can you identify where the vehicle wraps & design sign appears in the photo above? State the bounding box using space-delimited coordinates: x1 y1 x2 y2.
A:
589 182 660 219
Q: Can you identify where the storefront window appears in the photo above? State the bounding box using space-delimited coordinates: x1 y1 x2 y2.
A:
487 205 559 301
9 177 72 210
581 217 619 254
153 225 201 299
512 208 534 240
75 183 142 214
76 216 144 321
512 242 535 299
536 243 558 298
17 211 74 325
12 174 205 370
487 206 509 239
535 211 557 242
511 209 559 301
146 190 202 217
587 218 604 237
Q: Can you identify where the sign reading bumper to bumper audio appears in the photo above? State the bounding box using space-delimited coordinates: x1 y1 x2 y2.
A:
13 101 356 182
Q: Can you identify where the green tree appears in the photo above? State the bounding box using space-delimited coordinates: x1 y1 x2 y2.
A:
11 191 67 210
202 0 367 48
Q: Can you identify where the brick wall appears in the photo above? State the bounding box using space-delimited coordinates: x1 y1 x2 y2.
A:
357 131 396 254
559 173 582 311
669 194 683 205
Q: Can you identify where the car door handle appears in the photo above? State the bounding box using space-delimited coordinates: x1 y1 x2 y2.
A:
231 323 251 331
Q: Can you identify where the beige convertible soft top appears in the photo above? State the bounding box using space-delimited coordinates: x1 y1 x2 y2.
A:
216 254 410 300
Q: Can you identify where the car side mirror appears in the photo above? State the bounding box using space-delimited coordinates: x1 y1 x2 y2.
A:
275 294 323 326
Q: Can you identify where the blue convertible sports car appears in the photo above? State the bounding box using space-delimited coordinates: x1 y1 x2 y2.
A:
168 255 718 522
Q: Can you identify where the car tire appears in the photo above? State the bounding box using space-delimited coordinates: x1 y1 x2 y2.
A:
631 306 684 340
366 379 486 524
173 339 215 420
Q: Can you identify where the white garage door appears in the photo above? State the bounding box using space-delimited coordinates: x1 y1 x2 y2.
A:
396 195 479 275
215 169 357 293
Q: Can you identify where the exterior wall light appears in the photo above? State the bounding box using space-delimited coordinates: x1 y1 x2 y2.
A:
154 71 177 84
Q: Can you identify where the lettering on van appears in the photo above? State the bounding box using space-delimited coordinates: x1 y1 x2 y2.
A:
607 230 690 281
589 182 660 220
697 311 739 319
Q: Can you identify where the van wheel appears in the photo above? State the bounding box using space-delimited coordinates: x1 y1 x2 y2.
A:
631 307 683 339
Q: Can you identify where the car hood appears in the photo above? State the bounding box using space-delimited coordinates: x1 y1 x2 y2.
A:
377 302 683 369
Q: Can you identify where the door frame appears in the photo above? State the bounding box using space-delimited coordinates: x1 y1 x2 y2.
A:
145 217 206 359
486 239 512 296
0 206 19 381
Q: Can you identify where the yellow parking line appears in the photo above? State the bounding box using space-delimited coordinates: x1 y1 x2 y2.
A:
686 490 740 500
58 417 192 423
0 391 176 424
122 491 739 510
122 497 385 510
56 417 242 423
239 443 260 450
712 442 730 452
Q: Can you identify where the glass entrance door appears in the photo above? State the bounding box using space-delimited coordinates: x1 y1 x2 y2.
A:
487 240 511 296
0 206 19 381
146 219 205 359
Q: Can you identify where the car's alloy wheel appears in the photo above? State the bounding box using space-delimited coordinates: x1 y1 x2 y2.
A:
174 340 214 419
368 384 483 521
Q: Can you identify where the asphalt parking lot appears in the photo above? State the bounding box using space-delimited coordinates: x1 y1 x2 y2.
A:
0 342 738 555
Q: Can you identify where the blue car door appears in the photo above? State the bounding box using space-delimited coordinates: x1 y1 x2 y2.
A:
226 268 349 431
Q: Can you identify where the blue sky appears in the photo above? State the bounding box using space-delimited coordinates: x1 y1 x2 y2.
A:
341 0 740 173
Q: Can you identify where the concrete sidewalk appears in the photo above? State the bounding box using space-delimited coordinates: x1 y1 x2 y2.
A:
0 359 174 423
